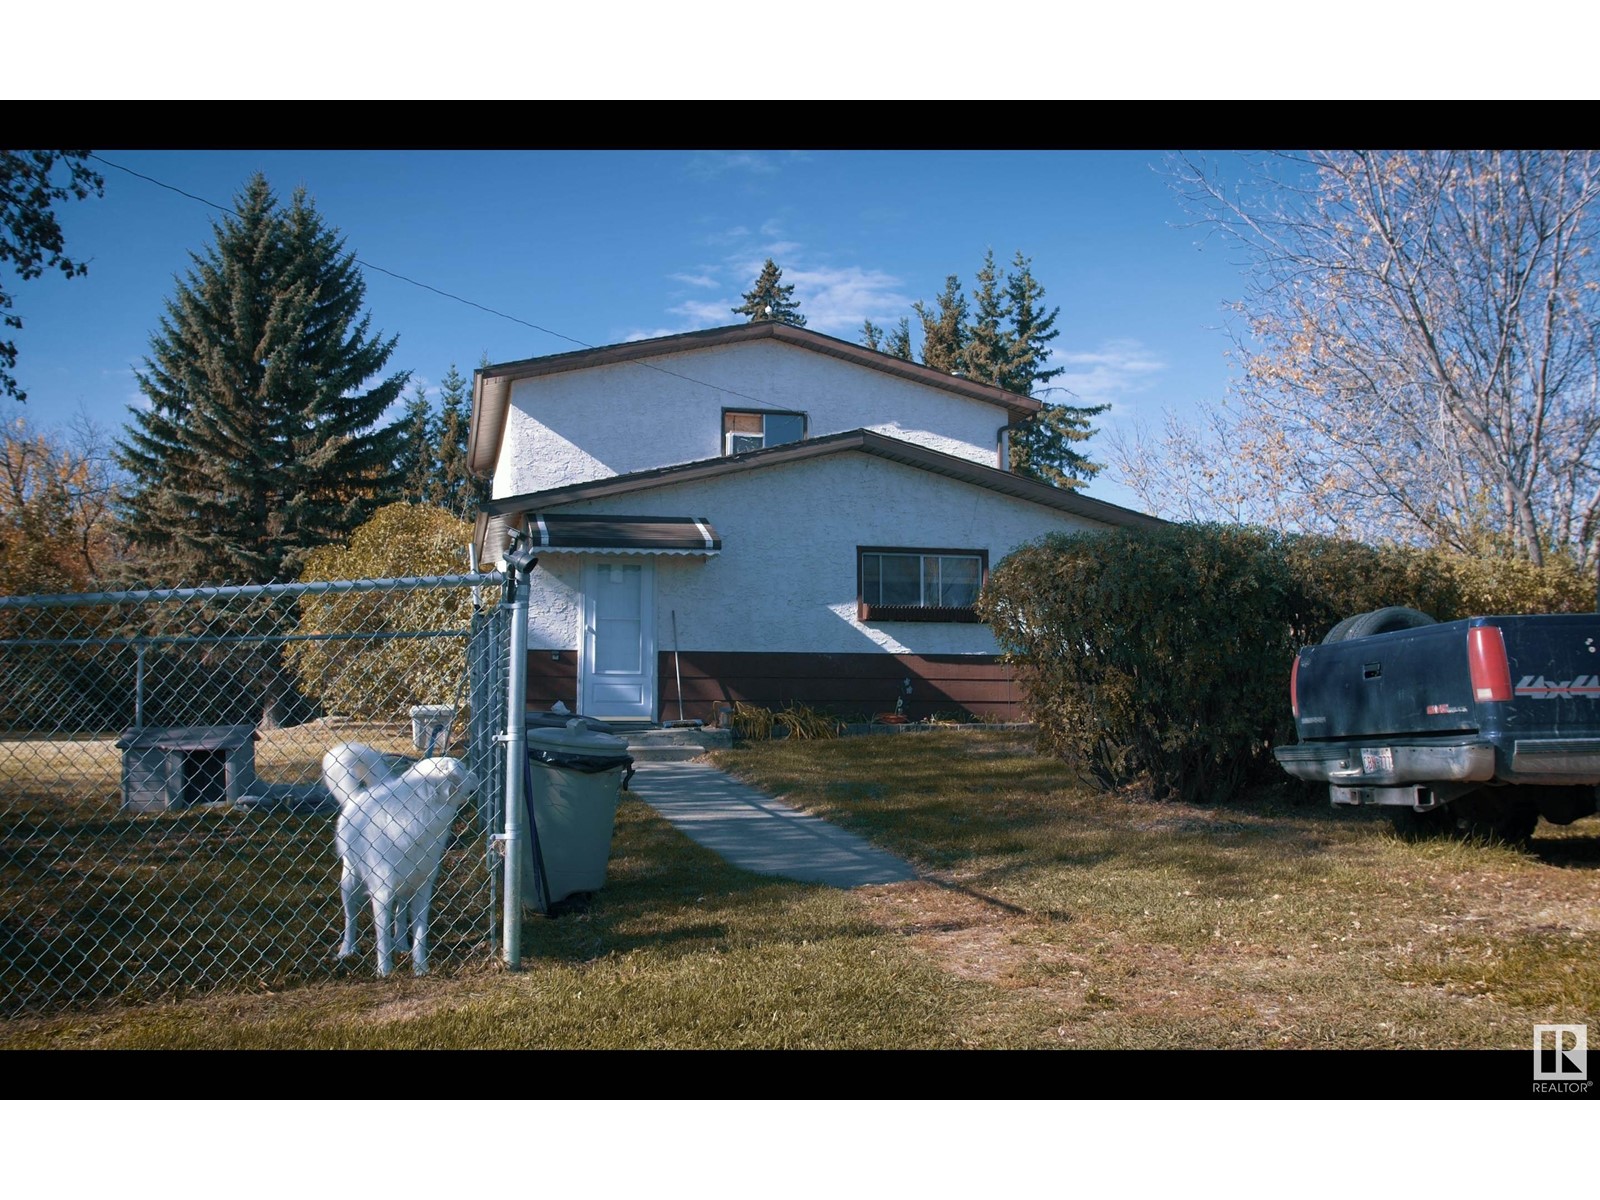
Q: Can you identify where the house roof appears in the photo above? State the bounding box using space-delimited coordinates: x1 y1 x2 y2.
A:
474 427 1164 562
468 322 1045 478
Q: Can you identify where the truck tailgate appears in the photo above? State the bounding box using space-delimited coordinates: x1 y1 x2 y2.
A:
1293 620 1479 741
1288 612 1600 787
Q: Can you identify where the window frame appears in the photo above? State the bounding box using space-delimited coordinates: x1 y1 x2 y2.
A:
856 545 988 624
721 407 807 455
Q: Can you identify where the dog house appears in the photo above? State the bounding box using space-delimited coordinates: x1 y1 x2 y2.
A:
115 725 260 812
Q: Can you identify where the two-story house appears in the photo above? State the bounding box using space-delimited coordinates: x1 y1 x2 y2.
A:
468 321 1161 724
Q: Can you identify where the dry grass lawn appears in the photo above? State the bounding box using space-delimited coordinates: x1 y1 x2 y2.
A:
708 733 1600 1050
2 730 1595 1050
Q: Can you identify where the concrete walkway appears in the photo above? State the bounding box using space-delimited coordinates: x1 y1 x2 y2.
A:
626 761 918 888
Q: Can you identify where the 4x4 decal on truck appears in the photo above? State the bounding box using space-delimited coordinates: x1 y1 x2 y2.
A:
1515 675 1600 698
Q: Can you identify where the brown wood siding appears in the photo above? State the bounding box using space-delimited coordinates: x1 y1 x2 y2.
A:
524 650 578 712
523 650 1024 722
654 651 1023 723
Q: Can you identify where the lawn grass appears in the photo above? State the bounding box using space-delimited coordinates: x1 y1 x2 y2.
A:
1 789 971 1049
706 733 1600 1049
3 731 1596 1049
0 725 491 1014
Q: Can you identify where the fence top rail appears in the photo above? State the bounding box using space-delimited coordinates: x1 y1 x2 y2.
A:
0 627 477 650
0 573 507 610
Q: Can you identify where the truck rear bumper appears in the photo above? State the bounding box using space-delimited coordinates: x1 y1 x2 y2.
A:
1274 738 1496 787
1508 738 1600 783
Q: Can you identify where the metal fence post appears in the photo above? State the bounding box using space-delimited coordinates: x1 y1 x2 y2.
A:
133 640 146 729
500 536 535 970
470 604 506 956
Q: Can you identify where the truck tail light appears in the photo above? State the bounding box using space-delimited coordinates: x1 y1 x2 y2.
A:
1467 625 1513 703
1290 653 1301 718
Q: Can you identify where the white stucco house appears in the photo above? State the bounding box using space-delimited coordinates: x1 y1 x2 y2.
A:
468 321 1161 724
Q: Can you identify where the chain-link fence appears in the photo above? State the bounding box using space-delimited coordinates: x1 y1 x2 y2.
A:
0 573 508 1014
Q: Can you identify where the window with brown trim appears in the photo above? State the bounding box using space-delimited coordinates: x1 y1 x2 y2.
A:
857 546 987 623
723 408 805 455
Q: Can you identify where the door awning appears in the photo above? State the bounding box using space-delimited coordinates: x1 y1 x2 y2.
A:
526 514 721 556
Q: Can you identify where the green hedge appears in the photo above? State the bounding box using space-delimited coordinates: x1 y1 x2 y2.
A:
979 525 1596 804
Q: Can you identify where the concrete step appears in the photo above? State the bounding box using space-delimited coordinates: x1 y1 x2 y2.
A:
625 745 710 763
618 726 733 762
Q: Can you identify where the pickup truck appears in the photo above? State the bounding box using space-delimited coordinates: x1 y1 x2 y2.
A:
1274 606 1600 842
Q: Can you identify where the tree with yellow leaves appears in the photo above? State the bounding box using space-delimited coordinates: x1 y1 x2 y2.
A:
0 415 121 596
1111 151 1600 572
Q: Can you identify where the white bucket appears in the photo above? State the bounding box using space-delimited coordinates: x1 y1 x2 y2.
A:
409 705 456 751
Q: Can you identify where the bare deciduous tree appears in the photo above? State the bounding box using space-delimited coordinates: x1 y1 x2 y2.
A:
1118 151 1600 570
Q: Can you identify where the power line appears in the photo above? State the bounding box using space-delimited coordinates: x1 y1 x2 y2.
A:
88 153 787 411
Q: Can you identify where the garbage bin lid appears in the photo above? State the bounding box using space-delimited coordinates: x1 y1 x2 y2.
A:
526 718 630 754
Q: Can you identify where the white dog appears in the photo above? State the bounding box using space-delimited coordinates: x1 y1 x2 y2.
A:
322 743 479 977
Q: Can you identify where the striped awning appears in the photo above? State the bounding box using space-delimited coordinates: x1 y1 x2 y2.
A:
526 514 720 556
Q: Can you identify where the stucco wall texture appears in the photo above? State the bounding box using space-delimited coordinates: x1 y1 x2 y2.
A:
494 340 1011 498
520 449 1110 657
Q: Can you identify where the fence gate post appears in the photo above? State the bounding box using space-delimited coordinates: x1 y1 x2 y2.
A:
500 534 536 970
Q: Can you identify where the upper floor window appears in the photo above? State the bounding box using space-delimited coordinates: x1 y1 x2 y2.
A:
723 409 805 455
857 546 987 623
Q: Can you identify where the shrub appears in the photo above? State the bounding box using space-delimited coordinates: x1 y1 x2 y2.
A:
980 524 1597 804
1284 536 1595 631
980 524 1298 803
285 504 482 721
776 702 838 740
730 701 776 741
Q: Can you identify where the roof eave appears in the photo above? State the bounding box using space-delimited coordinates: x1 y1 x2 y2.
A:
483 429 1165 532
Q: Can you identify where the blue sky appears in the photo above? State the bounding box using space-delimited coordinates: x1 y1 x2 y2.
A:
11 149 1259 512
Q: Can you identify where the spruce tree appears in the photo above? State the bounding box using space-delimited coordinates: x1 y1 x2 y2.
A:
1009 400 1106 489
732 258 807 326
397 380 436 504
884 317 914 361
433 362 484 518
117 173 407 584
862 317 916 362
1002 252 1064 395
914 275 968 375
1002 251 1105 489
962 249 1011 388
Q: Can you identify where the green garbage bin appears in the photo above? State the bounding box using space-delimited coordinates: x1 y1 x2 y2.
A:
520 719 633 911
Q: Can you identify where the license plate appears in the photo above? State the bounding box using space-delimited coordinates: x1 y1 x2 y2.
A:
1361 747 1394 773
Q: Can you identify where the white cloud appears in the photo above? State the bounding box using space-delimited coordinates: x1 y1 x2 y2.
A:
618 325 695 343
666 298 737 325
672 219 913 338
1040 338 1167 423
686 153 779 179
783 265 914 335
702 225 751 246
1052 341 1167 374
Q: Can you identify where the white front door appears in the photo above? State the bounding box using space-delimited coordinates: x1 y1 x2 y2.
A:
580 558 656 720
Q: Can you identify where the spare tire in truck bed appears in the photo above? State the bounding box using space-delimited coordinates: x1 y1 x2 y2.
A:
1321 606 1438 643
